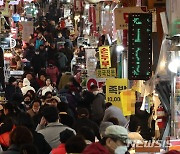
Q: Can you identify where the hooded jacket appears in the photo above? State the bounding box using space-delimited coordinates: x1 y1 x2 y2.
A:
21 78 35 95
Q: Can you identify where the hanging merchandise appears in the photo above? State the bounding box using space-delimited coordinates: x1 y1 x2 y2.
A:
86 48 97 76
157 105 166 129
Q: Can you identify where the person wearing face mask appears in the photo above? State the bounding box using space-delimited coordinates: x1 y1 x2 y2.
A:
83 125 130 154
89 85 105 126
22 94 32 111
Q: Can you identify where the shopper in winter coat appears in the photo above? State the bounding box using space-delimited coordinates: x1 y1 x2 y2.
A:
50 129 75 154
129 102 155 140
21 78 35 96
16 112 52 154
55 49 68 71
89 85 105 125
73 108 101 141
36 106 76 148
5 77 22 102
31 50 44 75
103 102 127 127
0 126 33 154
46 62 59 84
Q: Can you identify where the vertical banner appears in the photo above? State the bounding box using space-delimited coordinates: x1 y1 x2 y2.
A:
128 13 152 80
21 21 33 42
120 89 136 116
85 48 97 76
99 46 111 68
106 78 128 109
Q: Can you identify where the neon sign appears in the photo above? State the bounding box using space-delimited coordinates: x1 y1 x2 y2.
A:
128 13 152 80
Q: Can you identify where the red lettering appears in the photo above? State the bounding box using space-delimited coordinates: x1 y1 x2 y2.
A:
123 13 129 23
102 61 110 67
100 48 109 60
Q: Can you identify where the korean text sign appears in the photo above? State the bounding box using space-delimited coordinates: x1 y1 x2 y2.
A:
96 68 116 78
99 46 111 69
128 13 152 80
106 78 128 109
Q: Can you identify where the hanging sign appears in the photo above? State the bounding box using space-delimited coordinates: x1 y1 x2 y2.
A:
11 27 17 39
0 37 10 49
21 21 33 42
114 7 147 30
96 68 116 78
120 89 136 116
128 13 152 80
86 77 106 91
106 78 128 109
99 46 111 68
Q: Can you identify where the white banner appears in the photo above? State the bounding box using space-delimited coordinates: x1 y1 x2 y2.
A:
21 21 33 42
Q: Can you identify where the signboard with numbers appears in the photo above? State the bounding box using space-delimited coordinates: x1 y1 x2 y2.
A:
96 68 116 78
114 7 147 30
128 13 152 80
99 46 111 69
106 78 128 109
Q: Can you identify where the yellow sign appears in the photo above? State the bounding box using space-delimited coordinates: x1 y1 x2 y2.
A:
120 89 136 116
96 68 116 78
99 46 111 68
106 78 128 109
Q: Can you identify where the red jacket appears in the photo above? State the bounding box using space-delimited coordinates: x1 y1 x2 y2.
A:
46 66 59 83
83 142 110 154
51 144 66 154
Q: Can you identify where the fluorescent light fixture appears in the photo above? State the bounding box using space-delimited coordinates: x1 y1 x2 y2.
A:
116 45 124 53
168 58 180 73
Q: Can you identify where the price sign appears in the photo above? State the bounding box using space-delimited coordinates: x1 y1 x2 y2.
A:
128 13 152 80
106 78 128 109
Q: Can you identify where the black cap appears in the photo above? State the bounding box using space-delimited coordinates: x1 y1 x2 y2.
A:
9 77 16 84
